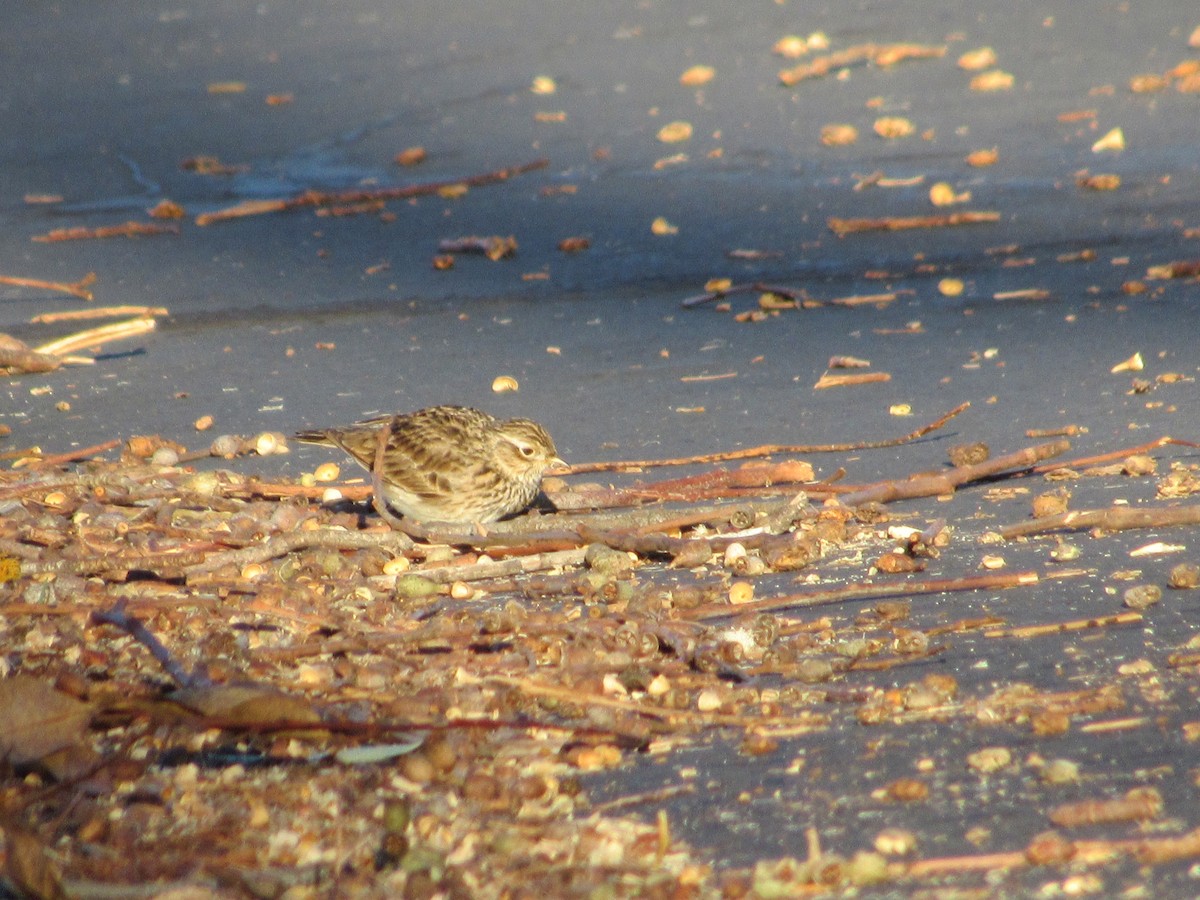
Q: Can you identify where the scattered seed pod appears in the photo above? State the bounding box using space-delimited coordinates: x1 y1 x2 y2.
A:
723 542 748 572
969 69 1014 91
194 414 214 431
1123 584 1162 610
151 447 180 467
1025 830 1076 865
1032 490 1070 518
873 116 915 139
1168 562 1200 589
874 828 917 856
728 581 754 604
1040 759 1081 785
656 121 693 143
394 146 426 166
394 575 440 600
1050 542 1081 563
883 778 929 802
739 733 778 757
966 147 999 167
449 581 474 600
210 434 242 458
820 123 858 146
530 75 556 95
957 47 997 70
313 462 340 482
679 65 715 87
491 375 519 393
938 277 964 297
255 431 287 456
241 562 266 580
967 746 1012 774
651 216 678 235
1121 454 1156 476
772 35 808 58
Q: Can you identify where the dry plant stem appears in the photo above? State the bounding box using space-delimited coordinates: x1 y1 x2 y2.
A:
26 439 122 469
413 548 587 584
1033 435 1200 474
985 611 1142 638
0 272 96 300
680 281 803 308
485 674 826 732
184 529 415 578
828 211 1001 237
684 571 1043 621
565 402 970 474
92 598 212 689
34 317 157 358
32 305 167 324
32 221 179 242
836 439 1069 507
1001 503 1200 538
196 157 549 225
778 42 946 85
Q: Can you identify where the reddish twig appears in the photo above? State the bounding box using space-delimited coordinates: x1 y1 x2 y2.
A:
565 402 970 474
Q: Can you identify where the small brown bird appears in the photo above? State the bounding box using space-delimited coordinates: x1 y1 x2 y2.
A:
294 405 564 524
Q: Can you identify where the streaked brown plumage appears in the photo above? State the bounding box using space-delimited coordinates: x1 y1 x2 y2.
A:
294 405 563 524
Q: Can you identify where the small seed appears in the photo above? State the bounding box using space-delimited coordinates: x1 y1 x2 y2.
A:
314 462 340 482
491 375 519 393
194 414 214 431
449 581 474 600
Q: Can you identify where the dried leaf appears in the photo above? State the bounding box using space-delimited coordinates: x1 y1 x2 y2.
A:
0 675 92 766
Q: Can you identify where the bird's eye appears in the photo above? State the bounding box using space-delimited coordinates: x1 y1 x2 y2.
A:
518 444 535 458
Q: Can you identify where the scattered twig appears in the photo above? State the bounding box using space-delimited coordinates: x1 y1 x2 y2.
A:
33 317 157 358
1032 435 1200 474
813 371 891 389
1001 503 1200 539
32 222 179 242
564 402 970 474
683 571 1046 621
828 211 1001 237
984 611 1142 638
91 598 212 689
195 158 549 226
25 439 122 469
31 305 167 324
0 272 96 301
836 439 1069 507
437 235 518 260
778 42 946 86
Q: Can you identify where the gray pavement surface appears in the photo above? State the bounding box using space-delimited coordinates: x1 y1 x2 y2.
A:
4 1 1200 894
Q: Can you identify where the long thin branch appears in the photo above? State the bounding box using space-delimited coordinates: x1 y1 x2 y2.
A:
196 157 549 226
1001 503 1200 539
682 571 1045 621
564 402 969 474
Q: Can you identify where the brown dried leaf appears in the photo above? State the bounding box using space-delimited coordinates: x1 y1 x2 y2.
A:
3 825 68 900
0 675 92 766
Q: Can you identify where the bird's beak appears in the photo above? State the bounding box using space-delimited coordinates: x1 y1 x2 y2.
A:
547 456 569 474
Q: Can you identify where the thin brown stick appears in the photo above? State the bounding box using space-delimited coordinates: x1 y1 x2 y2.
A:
1033 435 1200 474
984 611 1142 638
835 439 1069 507
778 42 946 86
25 439 122 469
31 305 167 324
1001 503 1200 538
828 211 1001 237
564 402 970 474
33 317 157 358
682 571 1043 621
31 221 179 242
196 157 549 226
0 272 96 301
